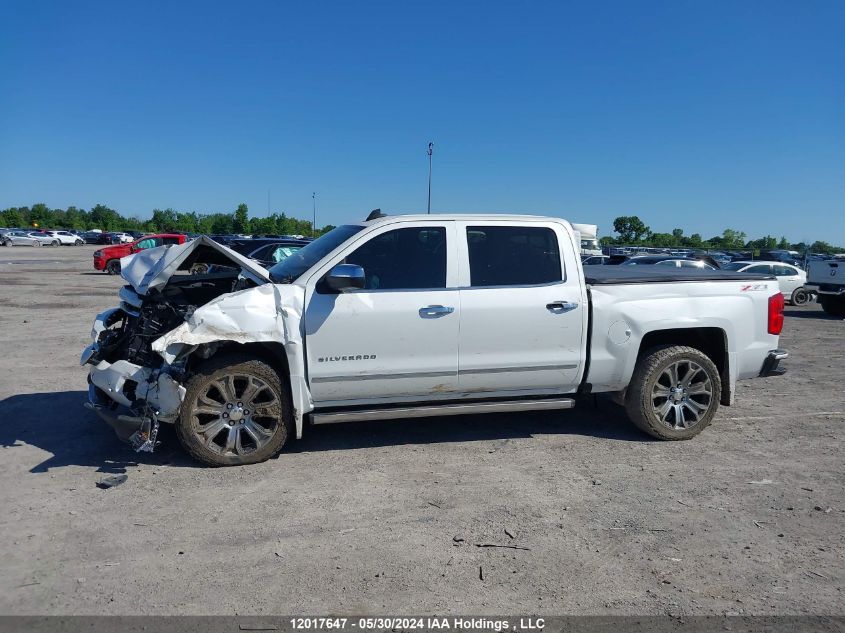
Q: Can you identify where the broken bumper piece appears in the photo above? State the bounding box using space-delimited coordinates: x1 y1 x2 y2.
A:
83 355 186 452
85 383 158 451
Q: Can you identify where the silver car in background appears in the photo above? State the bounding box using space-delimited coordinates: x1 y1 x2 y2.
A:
723 261 809 305
0 230 60 247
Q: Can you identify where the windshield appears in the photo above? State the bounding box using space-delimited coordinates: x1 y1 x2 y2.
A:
269 225 364 282
721 262 745 271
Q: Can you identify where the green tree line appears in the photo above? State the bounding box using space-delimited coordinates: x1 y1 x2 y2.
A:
602 215 843 254
0 202 335 237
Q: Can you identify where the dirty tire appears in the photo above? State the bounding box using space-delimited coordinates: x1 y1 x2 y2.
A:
790 288 810 306
105 259 121 275
625 345 721 441
177 354 293 467
819 296 845 317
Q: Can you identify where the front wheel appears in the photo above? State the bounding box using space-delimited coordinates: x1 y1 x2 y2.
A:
625 345 722 440
176 354 293 466
790 288 810 306
33 241 42 247
105 259 121 275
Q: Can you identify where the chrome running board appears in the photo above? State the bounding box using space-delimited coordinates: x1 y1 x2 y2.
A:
310 398 576 425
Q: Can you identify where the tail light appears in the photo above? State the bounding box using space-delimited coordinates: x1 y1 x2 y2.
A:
768 293 784 335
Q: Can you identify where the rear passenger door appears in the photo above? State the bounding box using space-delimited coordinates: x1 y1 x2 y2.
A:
456 221 587 395
773 264 803 297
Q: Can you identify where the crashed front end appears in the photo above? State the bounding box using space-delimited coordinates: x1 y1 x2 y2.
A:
80 236 282 452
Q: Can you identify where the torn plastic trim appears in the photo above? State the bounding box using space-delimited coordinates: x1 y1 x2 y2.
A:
120 235 272 296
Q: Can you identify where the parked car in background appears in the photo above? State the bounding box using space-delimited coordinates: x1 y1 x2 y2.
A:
228 238 309 268
581 254 610 265
722 261 809 305
1 230 60 247
704 251 733 266
760 250 802 267
93 233 189 274
95 232 117 245
45 230 85 246
113 232 135 243
621 255 720 270
82 231 103 244
806 259 845 316
209 234 238 246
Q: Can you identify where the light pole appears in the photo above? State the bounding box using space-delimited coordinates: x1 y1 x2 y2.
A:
427 142 433 214
312 192 317 237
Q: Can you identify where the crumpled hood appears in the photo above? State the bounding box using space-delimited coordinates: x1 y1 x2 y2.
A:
120 235 272 295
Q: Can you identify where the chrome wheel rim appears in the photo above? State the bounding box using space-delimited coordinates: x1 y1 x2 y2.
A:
192 374 281 457
651 360 713 430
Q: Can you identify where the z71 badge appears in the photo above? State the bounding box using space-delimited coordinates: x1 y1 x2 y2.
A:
740 283 768 292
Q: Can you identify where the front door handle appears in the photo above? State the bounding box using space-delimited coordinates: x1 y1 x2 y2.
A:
546 301 579 312
419 305 455 317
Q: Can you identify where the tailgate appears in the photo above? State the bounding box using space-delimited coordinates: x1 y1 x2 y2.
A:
808 260 843 285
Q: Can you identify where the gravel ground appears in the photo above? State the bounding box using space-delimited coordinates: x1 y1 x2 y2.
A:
0 245 842 616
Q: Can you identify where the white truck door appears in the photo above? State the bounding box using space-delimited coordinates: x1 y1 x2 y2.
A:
303 221 460 404
456 221 587 394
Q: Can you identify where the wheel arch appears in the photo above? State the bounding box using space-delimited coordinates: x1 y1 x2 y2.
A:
637 327 731 406
186 340 305 438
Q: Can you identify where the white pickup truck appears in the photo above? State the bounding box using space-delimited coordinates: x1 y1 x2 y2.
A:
806 258 845 316
82 214 788 466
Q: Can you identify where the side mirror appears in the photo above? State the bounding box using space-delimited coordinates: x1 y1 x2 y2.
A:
326 264 365 292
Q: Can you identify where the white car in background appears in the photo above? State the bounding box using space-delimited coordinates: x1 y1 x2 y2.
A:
46 230 85 245
723 261 809 305
112 232 134 243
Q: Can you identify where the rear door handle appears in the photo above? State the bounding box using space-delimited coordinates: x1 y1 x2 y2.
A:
546 301 579 312
419 305 455 317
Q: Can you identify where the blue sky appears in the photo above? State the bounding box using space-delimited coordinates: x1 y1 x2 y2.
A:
1 0 843 243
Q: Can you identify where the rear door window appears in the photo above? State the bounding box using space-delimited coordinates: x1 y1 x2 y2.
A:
773 265 796 276
466 226 561 287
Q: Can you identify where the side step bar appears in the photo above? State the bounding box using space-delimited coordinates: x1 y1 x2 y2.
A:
310 398 576 425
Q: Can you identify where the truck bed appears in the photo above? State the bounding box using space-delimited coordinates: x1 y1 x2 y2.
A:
582 265 774 285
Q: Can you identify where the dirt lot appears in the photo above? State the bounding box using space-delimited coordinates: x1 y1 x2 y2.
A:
0 245 842 616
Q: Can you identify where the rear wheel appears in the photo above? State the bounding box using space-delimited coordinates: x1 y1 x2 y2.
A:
176 354 293 466
790 288 810 306
51 240 60 247
105 259 121 275
625 345 721 440
819 296 845 317
33 241 42 247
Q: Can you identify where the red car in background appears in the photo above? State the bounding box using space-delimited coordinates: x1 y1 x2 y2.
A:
93 233 188 274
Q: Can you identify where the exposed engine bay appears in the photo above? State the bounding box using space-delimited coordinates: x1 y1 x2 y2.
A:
91 272 252 369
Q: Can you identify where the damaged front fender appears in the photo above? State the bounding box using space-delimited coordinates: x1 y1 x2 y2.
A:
150 283 311 437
